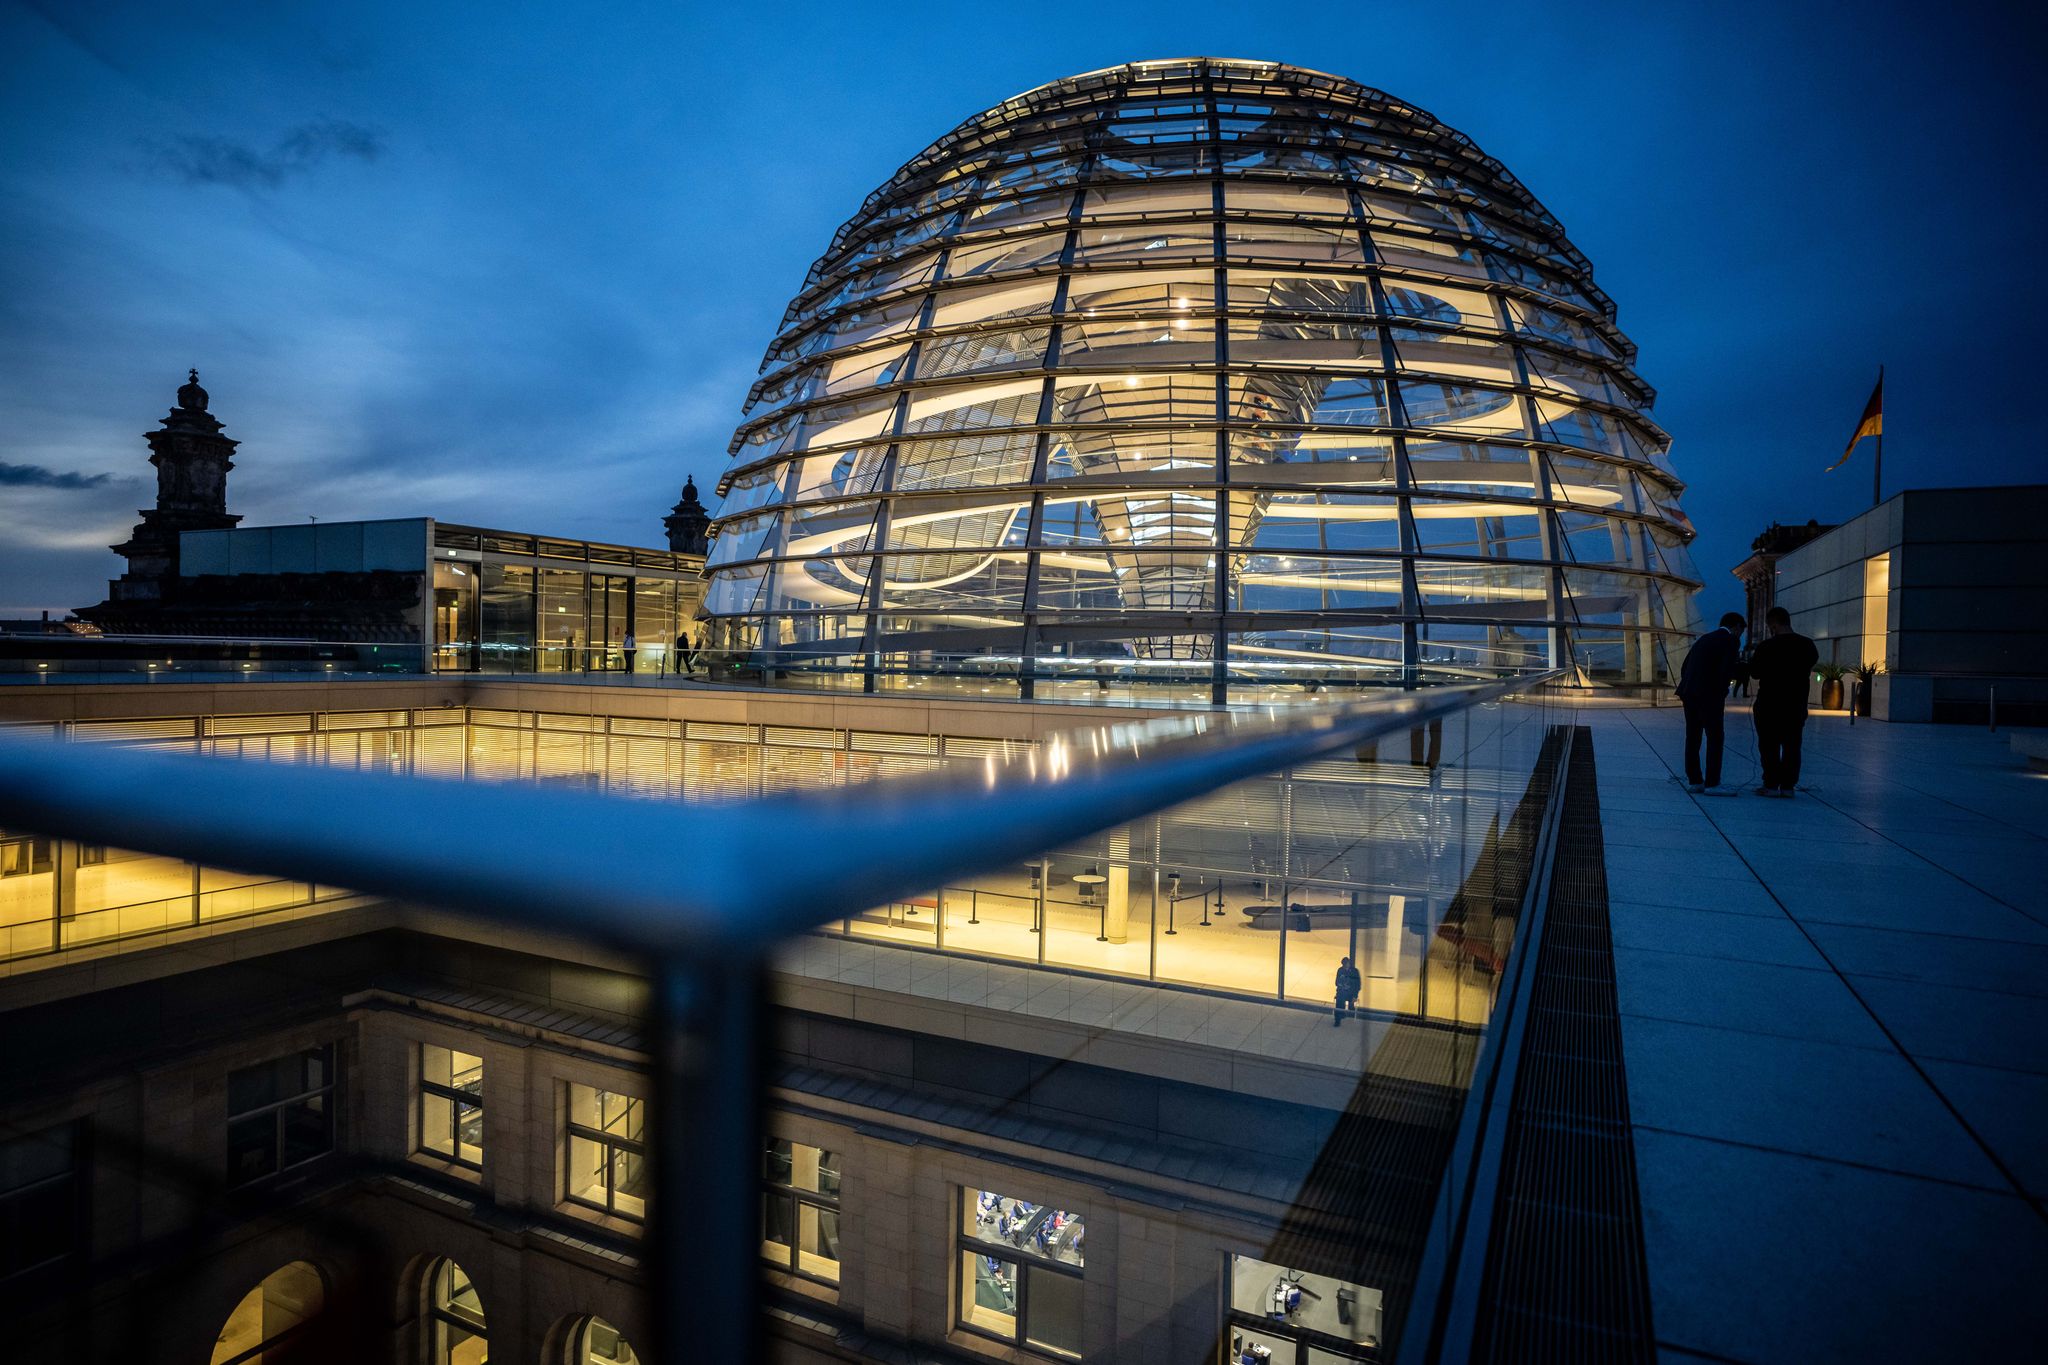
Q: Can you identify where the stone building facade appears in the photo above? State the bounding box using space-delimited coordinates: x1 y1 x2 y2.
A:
83 370 243 625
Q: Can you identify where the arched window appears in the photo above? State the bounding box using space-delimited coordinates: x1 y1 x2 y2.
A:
211 1260 325 1365
570 1316 640 1364
426 1258 488 1365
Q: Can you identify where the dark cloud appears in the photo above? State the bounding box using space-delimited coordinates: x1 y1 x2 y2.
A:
142 119 385 190
0 462 112 490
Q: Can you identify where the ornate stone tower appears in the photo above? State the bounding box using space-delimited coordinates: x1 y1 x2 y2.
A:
663 475 709 556
102 369 242 606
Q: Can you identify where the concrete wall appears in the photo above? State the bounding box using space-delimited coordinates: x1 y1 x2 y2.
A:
1891 486 2048 677
1777 486 2048 720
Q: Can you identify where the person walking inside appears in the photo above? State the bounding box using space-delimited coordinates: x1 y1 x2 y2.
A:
1748 605 1820 797
1675 612 1747 793
1332 956 1362 1026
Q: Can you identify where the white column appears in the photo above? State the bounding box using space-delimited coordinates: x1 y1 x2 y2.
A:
1374 893 1405 979
1104 829 1130 944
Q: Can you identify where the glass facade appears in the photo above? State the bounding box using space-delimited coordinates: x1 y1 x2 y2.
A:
704 59 1700 699
225 1045 335 1187
959 1188 1085 1356
429 524 705 676
0 1122 80 1283
761 1138 841 1284
1 699 1552 1034
420 1045 484 1167
566 1084 647 1220
211 1261 325 1365
427 1258 488 1365
1226 1253 1383 1362
572 1317 641 1365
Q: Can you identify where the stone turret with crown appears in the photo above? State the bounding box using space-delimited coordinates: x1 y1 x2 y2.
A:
663 475 710 556
88 368 244 613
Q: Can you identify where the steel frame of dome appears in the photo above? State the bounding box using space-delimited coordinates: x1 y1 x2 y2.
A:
704 58 1703 703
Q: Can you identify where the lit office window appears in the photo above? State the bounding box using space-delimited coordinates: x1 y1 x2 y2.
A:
0 1121 82 1282
426 1258 487 1365
570 1315 641 1364
419 1045 484 1167
225 1044 335 1187
210 1260 324 1365
761 1138 842 1284
959 1188 1085 1357
1224 1254 1383 1363
565 1084 646 1220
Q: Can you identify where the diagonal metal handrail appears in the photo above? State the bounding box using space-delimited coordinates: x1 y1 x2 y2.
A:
0 668 1560 1363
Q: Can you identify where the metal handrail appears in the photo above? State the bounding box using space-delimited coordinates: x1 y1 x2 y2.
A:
0 670 1559 958
0 666 1563 1361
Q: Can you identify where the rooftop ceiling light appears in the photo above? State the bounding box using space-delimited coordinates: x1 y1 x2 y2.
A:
703 59 1702 701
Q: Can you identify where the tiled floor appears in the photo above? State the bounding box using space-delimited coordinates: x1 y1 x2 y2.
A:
1591 706 2048 1361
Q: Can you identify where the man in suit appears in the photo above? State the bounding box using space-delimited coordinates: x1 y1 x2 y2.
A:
1675 612 1747 792
1747 605 1821 797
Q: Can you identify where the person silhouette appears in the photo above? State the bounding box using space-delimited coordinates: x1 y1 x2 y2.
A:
1748 606 1821 797
1333 955 1362 1025
1675 612 1746 792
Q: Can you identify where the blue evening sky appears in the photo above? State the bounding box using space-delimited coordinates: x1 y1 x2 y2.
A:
2 0 2040 616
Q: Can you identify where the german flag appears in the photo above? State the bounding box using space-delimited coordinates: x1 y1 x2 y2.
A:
1828 368 1883 472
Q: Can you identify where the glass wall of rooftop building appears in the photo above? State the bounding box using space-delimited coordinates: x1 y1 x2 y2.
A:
427 525 706 675
2 697 1552 1029
703 59 1702 701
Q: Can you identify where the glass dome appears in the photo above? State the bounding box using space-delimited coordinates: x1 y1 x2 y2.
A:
703 58 1702 701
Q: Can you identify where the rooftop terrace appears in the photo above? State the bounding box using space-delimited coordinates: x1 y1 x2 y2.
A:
1584 706 2047 1360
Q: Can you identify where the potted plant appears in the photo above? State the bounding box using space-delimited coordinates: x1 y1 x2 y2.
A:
1854 661 1881 716
1816 661 1850 711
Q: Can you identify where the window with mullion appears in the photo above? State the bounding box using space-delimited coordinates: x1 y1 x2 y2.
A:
565 1084 646 1220
418 1045 483 1168
225 1044 335 1188
427 1258 487 1364
760 1137 841 1284
0 1122 83 1283
1224 1253 1383 1363
958 1187 1085 1358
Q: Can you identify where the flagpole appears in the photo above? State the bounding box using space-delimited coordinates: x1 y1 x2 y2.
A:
1871 363 1884 508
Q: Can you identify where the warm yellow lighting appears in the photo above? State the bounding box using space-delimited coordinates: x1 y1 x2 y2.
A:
701 58 1698 691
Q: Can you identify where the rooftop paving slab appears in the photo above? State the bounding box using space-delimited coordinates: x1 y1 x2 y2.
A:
1588 706 2048 1362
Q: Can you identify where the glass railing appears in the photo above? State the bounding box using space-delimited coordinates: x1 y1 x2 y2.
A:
0 634 414 680
0 635 717 682
812 694 1555 1030
0 671 1576 1362
2 684 1555 994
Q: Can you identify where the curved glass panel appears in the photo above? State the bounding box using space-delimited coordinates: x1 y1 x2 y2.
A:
706 60 1701 694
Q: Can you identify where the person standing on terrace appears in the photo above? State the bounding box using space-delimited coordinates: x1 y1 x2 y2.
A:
1748 605 1821 797
1676 612 1748 793
1333 956 1362 1025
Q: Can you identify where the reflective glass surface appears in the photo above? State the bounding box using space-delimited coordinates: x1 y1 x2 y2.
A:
705 60 1701 694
